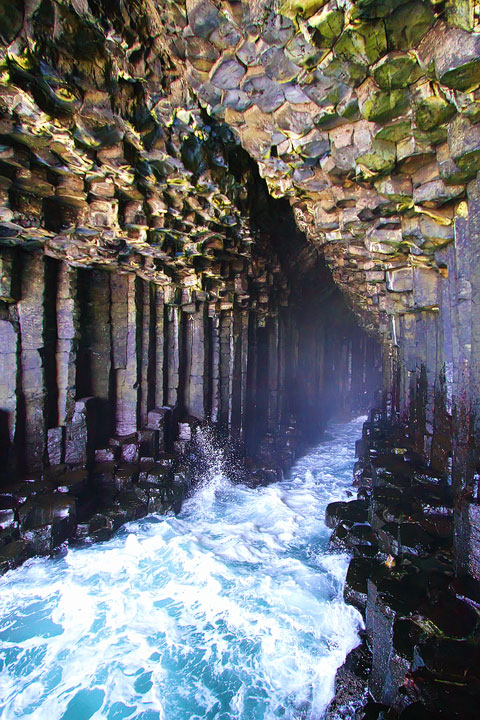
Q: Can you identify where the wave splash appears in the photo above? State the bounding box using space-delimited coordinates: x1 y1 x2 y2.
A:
0 417 365 720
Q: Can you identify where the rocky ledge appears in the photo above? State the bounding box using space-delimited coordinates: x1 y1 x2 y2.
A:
326 410 480 719
0 405 305 574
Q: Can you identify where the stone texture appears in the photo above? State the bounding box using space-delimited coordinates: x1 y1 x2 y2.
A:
1 4 480 714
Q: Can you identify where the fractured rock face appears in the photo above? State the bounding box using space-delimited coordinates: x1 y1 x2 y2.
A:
177 1 479 348
0 0 480 594
0 0 476 352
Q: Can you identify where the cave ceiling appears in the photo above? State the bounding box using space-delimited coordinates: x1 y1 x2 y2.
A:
1 0 479 335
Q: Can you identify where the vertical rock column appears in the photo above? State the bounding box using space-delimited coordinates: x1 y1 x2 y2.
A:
219 310 234 428
266 315 280 432
49 262 78 465
139 280 152 426
166 303 180 407
452 177 480 578
185 302 206 419
111 274 138 436
154 286 165 409
465 177 480 457
244 310 258 453
297 311 318 431
397 313 417 429
0 248 19 467
56 263 78 428
89 271 112 404
314 316 325 421
283 310 299 427
17 252 46 471
277 309 289 428
208 307 221 423
87 270 113 448
231 310 249 439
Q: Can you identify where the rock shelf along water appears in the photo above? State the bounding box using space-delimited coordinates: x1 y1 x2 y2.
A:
0 417 365 720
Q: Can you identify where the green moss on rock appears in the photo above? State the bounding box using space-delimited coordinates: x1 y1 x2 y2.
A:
323 56 367 86
373 53 423 90
310 5 344 47
440 59 480 93
386 2 435 51
278 0 328 19
356 139 396 174
375 119 412 143
360 88 410 123
415 96 456 132
350 0 412 21
335 20 387 66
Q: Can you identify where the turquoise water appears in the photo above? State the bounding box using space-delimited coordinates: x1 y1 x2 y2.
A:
0 417 364 720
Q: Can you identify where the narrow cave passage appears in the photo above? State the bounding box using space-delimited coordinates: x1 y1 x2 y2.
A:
0 201 381 484
0 202 381 720
3 0 480 716
0 416 367 720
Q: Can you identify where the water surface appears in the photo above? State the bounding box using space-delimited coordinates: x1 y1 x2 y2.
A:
0 417 365 720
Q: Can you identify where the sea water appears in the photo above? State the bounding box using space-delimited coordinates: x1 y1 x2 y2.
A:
0 417 365 720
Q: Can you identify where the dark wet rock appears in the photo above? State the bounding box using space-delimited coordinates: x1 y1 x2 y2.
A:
456 497 480 580
114 464 139 491
0 482 32 505
450 575 480 610
417 594 478 639
345 556 385 612
142 464 171 486
337 407 480 716
354 459 374 487
95 448 117 463
65 398 93 465
325 635 371 719
357 487 372 502
53 468 88 496
121 443 139 464
18 494 76 531
157 453 176 467
0 506 16 532
326 500 348 528
381 498 419 524
90 463 117 492
246 465 284 487
355 700 390 720
398 703 441 720
0 539 29 573
87 513 115 543
326 499 369 529
377 521 401 554
393 618 424 666
412 637 480 683
345 523 379 551
398 523 437 557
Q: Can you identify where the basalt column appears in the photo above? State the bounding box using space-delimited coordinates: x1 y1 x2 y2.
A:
17 252 46 472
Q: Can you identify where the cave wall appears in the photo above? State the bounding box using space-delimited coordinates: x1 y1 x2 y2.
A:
2 3 480 713
178 0 480 579
2 0 480 581
0 244 380 476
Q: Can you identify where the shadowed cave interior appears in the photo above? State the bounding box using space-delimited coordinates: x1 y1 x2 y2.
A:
0 182 381 474
2 1 480 718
